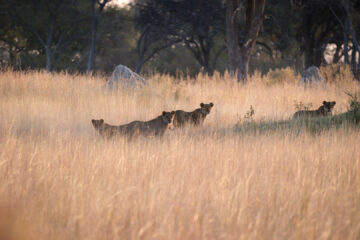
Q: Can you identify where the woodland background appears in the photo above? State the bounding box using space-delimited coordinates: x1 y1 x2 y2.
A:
1 0 360 80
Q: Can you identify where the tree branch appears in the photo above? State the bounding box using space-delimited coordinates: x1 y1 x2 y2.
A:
256 40 273 59
231 0 245 24
328 4 344 30
211 45 226 70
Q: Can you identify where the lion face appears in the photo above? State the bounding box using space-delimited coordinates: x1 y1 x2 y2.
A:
91 119 104 129
162 111 176 129
200 102 214 115
322 101 336 114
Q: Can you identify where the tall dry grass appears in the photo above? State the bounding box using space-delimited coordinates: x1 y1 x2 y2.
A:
0 69 360 240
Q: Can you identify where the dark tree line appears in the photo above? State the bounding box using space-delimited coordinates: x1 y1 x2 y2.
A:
2 0 84 72
0 0 360 81
134 0 225 74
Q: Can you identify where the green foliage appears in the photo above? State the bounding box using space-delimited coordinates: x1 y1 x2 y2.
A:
236 98 360 135
345 91 360 111
235 110 360 135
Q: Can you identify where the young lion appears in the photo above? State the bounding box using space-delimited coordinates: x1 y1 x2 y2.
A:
91 111 175 138
174 102 214 128
293 101 336 119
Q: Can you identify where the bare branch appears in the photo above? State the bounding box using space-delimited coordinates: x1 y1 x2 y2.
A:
231 0 245 23
328 4 344 29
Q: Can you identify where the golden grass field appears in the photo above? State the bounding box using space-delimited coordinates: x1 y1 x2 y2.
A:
1 69 360 240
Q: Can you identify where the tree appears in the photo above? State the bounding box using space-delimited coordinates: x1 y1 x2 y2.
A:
91 6 138 73
134 26 178 73
225 0 266 82
134 0 180 73
262 0 297 58
87 0 111 74
291 0 360 69
134 0 225 74
2 0 83 72
0 13 31 69
329 0 360 70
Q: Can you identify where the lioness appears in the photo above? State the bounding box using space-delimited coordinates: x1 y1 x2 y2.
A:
91 111 175 138
174 102 214 127
293 101 336 119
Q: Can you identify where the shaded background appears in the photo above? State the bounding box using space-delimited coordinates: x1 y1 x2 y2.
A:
1 0 360 77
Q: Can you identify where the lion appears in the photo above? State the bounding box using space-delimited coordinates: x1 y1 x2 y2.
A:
173 102 214 128
91 111 175 138
293 101 336 119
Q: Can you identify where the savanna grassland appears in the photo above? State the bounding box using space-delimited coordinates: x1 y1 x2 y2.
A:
1 69 360 240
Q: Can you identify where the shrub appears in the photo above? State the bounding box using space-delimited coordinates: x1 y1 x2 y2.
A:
345 91 360 111
264 67 298 85
320 64 355 84
243 105 255 122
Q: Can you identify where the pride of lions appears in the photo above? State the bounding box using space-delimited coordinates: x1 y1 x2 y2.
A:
92 101 336 139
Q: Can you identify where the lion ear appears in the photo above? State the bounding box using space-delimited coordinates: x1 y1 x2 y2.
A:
200 103 204 107
323 101 327 105
162 111 166 116
100 119 104 123
210 102 214 107
332 101 336 105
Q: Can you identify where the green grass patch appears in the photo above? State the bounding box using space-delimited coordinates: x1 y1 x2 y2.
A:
235 108 360 135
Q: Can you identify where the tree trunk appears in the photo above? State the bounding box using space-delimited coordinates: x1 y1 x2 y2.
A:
225 0 240 75
210 46 226 74
343 18 349 64
237 49 250 81
351 46 356 69
202 50 211 75
225 0 266 83
333 42 342 63
303 7 313 68
45 46 52 72
314 42 323 67
9 48 15 68
45 21 54 72
344 0 360 70
135 59 144 73
87 0 97 74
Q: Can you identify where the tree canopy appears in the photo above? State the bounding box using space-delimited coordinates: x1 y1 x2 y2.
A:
0 0 359 78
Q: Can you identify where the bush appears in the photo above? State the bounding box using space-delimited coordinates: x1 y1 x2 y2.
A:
345 91 360 111
264 67 298 85
320 64 355 84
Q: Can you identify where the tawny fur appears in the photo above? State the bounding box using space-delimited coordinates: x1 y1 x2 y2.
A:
174 102 214 128
293 101 336 119
92 111 175 138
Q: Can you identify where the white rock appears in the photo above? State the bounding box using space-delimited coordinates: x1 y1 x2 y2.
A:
105 65 146 89
299 66 326 88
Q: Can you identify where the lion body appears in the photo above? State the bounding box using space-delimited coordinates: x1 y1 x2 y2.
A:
293 101 336 119
174 103 214 127
92 111 175 138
